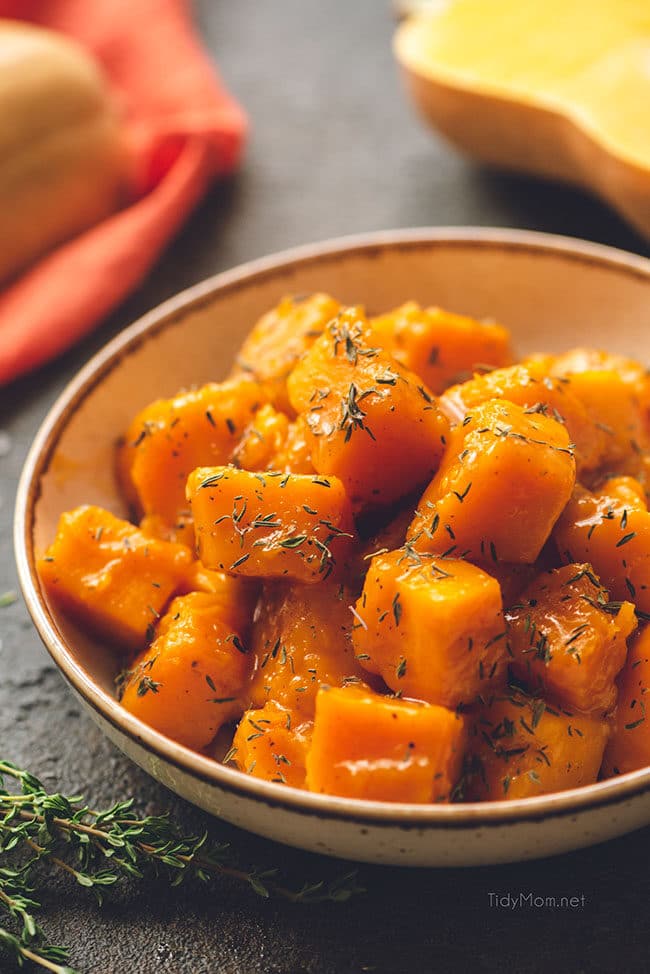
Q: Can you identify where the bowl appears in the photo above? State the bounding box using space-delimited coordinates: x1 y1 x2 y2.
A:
15 228 650 866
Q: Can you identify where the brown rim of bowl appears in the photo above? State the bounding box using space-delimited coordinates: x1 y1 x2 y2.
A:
14 227 650 829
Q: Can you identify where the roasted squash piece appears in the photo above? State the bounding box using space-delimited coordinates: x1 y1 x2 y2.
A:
120 592 251 750
409 398 576 563
287 308 449 510
178 565 259 639
38 505 191 651
249 580 367 719
137 515 258 634
187 466 356 583
231 403 290 472
232 701 311 787
269 415 316 474
233 408 316 475
353 550 506 708
554 481 650 613
441 362 608 475
306 685 466 802
370 301 513 394
118 377 266 524
547 349 650 472
139 513 195 550
602 625 650 777
507 564 636 715
230 293 340 413
466 689 609 801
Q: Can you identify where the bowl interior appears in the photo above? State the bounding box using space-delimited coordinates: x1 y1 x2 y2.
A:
24 230 650 790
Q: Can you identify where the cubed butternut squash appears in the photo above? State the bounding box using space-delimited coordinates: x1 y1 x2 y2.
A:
466 690 609 801
441 362 608 475
187 466 356 583
233 408 316 475
118 377 266 524
507 564 636 714
231 404 290 472
38 505 191 651
602 625 650 777
554 481 650 613
139 513 195 550
306 685 466 802
353 550 506 708
120 592 251 750
178 565 259 638
370 302 513 393
230 293 340 413
232 701 311 787
287 308 449 510
269 415 316 474
249 580 367 718
409 398 576 563
547 348 650 472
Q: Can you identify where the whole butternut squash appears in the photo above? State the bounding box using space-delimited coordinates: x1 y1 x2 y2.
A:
0 21 126 282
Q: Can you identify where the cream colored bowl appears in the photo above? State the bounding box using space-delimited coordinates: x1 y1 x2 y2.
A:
15 229 650 866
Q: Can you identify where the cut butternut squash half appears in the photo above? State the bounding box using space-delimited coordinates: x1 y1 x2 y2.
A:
395 1 650 238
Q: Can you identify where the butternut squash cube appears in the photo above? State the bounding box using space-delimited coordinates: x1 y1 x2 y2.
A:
120 592 251 750
602 625 650 777
249 581 367 719
269 415 316 474
38 505 191 651
353 550 506 708
409 398 576 563
230 292 340 413
187 466 356 583
139 513 195 550
232 702 311 788
232 407 316 475
370 302 513 394
466 690 609 801
306 685 466 803
178 565 259 639
231 404 290 472
507 564 636 715
441 362 607 475
548 349 650 472
554 482 650 613
287 309 449 510
118 377 266 524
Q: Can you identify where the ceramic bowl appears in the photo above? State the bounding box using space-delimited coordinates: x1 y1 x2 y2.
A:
15 228 650 866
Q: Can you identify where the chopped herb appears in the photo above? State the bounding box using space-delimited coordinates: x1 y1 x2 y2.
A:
137 676 162 696
616 532 636 548
230 553 251 569
278 535 307 549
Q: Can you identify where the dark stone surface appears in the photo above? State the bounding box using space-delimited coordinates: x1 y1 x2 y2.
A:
2 2 650 971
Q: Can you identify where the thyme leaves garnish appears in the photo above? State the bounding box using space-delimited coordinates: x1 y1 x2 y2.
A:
0 761 363 973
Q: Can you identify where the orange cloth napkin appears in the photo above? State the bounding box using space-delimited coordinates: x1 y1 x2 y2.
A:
0 0 246 385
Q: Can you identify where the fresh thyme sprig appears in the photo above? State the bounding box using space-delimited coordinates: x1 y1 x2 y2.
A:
0 760 363 973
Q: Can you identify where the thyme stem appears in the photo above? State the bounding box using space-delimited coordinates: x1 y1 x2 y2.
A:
0 758 363 973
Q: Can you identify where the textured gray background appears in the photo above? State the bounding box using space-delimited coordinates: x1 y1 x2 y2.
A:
2 2 650 971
